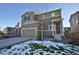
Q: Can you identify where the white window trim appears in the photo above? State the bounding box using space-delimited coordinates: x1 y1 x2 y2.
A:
48 24 54 31
48 25 52 31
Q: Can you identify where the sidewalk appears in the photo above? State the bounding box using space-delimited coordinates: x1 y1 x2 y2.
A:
0 37 34 49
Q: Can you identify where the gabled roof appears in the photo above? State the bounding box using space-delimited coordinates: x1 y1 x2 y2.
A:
21 11 35 17
69 11 79 22
21 8 62 17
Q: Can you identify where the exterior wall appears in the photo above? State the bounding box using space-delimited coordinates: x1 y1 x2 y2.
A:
70 13 78 27
43 31 52 37
71 24 79 33
40 18 53 38
21 21 39 29
37 13 51 20
55 9 61 17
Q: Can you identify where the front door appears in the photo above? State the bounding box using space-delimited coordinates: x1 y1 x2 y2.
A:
56 23 60 34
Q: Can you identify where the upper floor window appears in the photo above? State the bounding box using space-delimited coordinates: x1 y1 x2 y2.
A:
51 12 55 17
48 25 52 30
23 15 30 21
24 17 28 21
28 16 30 20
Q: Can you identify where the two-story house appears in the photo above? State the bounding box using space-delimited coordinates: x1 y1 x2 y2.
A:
21 9 63 40
69 11 79 33
69 11 79 39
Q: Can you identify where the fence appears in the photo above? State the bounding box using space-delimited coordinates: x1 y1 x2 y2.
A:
66 32 79 39
65 32 79 45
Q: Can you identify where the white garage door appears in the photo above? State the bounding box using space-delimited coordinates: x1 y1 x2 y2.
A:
22 28 37 38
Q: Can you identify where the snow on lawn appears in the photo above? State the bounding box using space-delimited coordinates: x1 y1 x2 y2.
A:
0 40 79 55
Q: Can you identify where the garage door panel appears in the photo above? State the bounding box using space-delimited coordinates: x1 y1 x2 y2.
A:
22 29 36 38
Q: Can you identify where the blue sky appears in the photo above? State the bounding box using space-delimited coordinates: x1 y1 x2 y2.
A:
0 3 79 28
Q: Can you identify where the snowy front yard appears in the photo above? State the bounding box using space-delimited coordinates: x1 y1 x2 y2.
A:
0 41 79 55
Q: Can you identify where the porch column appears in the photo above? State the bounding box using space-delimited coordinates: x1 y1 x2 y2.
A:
52 21 53 36
60 20 64 35
54 23 56 35
52 21 56 35
60 23 62 34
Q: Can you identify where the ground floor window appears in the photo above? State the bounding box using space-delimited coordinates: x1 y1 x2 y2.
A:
48 24 54 31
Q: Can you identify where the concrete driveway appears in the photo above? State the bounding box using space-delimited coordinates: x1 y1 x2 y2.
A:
0 37 34 49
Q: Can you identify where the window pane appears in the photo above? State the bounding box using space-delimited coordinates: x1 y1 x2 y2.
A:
50 25 52 30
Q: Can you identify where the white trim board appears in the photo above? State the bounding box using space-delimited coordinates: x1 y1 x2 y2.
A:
22 21 40 25
36 30 53 31
22 27 37 30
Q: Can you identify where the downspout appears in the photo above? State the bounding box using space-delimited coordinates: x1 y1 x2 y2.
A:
41 20 43 40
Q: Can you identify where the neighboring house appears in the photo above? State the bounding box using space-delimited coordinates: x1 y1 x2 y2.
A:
15 22 21 36
0 31 4 37
3 23 21 37
69 11 79 39
69 11 79 33
21 9 63 40
3 27 17 37
0 28 5 39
